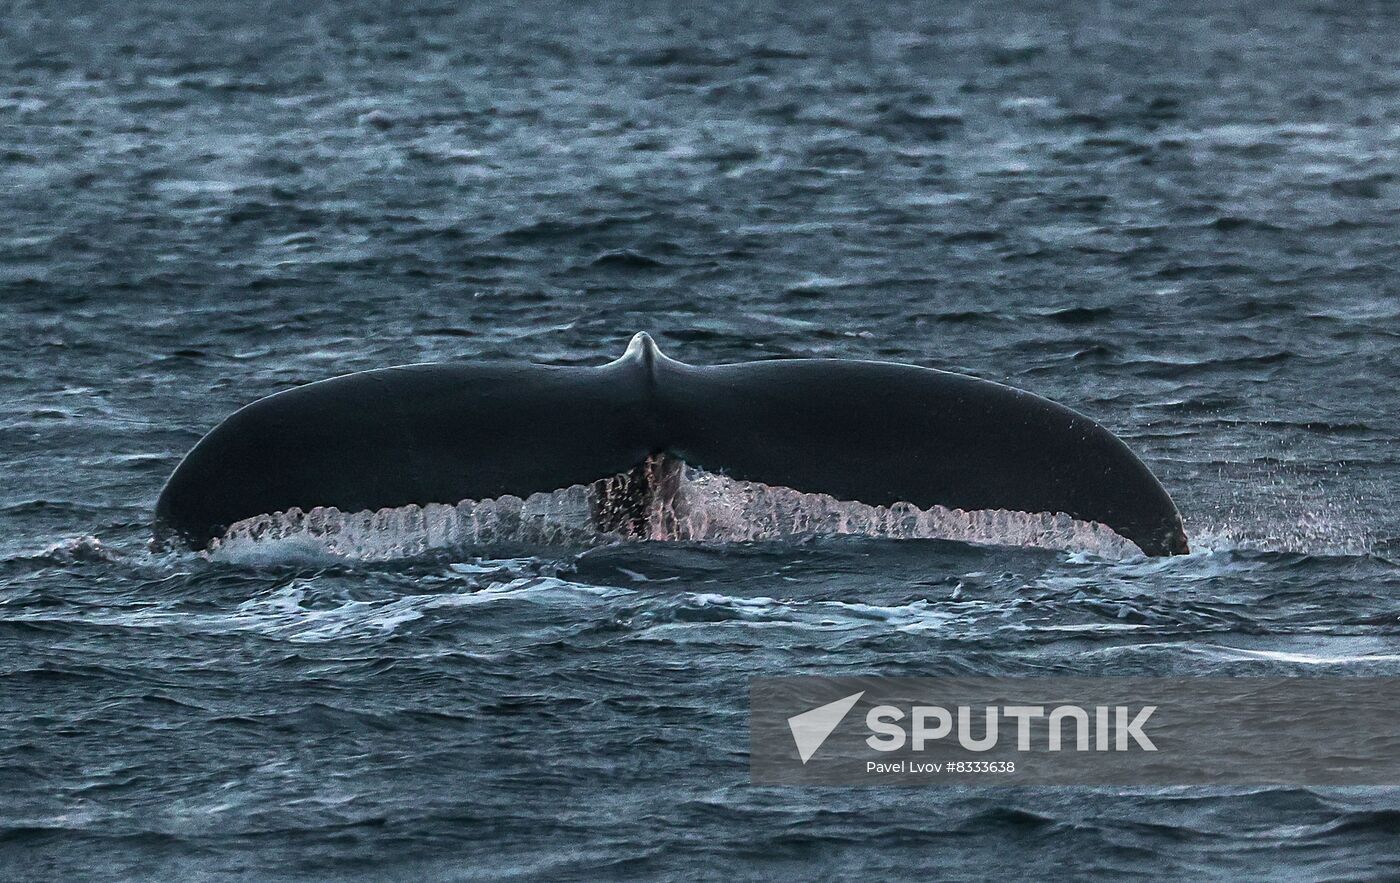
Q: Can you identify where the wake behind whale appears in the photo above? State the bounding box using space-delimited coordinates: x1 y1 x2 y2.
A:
156 334 1188 559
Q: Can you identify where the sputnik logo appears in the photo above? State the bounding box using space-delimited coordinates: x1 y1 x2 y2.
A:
787 692 865 763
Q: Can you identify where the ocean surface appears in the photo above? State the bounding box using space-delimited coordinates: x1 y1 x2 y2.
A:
3 0 1400 879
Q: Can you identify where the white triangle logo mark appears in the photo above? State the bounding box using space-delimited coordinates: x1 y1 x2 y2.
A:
787 691 865 764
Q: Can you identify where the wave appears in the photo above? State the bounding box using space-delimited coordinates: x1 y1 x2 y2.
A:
2 574 630 644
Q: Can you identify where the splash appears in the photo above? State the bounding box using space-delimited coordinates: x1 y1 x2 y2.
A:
1187 513 1375 557
24 535 117 564
208 455 1142 562
1186 463 1379 557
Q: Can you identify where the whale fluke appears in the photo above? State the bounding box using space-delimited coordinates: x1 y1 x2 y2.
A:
155 333 1188 556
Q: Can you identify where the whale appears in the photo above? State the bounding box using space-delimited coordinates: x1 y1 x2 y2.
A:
154 333 1189 556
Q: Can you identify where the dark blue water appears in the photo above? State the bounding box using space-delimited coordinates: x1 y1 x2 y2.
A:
4 0 1400 878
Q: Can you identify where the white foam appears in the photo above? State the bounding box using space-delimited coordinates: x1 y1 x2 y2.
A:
8 576 632 643
207 458 1143 562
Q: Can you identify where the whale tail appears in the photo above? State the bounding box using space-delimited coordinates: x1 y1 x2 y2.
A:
156 333 1187 556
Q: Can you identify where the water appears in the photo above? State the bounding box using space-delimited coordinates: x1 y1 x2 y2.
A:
3 0 1400 878
206 455 1143 562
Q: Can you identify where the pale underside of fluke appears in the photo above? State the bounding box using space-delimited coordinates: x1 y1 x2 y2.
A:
155 333 1188 556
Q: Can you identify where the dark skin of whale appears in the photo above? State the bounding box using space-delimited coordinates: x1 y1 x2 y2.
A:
155 333 1189 556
